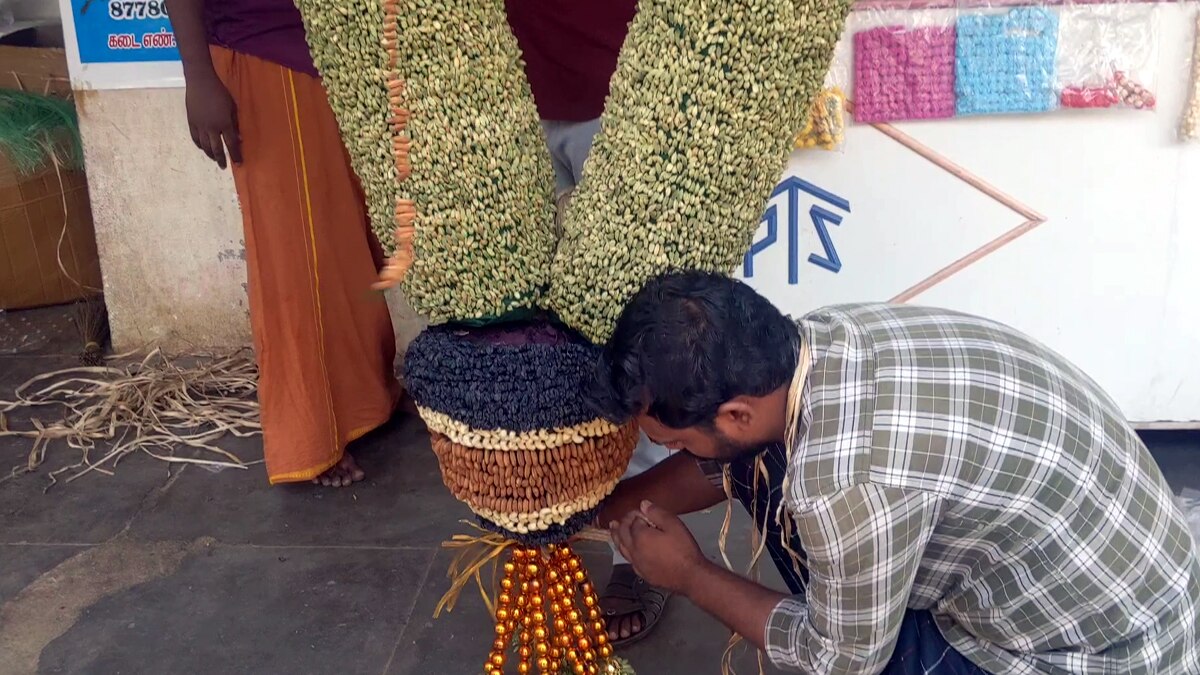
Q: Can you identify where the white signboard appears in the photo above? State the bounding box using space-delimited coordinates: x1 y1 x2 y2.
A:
57 0 184 89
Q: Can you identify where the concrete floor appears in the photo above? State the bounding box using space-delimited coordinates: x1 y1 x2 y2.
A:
2 317 1199 675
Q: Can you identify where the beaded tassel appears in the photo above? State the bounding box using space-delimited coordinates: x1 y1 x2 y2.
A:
488 546 616 675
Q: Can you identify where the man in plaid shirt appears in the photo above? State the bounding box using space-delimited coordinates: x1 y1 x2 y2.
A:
593 271 1200 674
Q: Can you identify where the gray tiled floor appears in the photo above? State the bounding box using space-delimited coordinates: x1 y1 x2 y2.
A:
2 340 1197 675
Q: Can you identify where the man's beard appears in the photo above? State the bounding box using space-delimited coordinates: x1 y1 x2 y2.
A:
709 428 763 464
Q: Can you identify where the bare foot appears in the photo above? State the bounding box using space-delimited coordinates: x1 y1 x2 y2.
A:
312 452 366 488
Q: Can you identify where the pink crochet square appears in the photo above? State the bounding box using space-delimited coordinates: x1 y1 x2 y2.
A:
854 26 957 123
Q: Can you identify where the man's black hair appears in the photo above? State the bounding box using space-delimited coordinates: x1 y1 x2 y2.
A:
588 271 800 429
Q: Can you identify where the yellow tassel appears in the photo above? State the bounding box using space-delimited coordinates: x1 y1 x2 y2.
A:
434 521 515 618
433 522 614 619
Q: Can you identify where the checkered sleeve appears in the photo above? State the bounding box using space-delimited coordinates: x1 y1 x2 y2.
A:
765 484 939 673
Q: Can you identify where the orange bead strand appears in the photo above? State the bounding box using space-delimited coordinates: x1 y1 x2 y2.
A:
481 545 619 674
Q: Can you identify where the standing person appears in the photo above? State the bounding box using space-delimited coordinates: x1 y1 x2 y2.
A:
593 271 1200 674
504 0 673 646
167 0 402 487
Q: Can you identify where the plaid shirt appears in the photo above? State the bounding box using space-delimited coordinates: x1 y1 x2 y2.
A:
705 304 1200 674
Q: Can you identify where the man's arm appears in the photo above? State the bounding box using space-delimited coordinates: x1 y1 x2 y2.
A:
679 556 789 652
165 0 213 78
595 452 726 525
166 0 242 167
615 485 938 674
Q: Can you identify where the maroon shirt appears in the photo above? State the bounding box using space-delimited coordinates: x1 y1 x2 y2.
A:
203 0 636 120
506 0 637 122
204 0 318 78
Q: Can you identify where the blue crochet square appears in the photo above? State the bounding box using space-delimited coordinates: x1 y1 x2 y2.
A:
955 8 1059 116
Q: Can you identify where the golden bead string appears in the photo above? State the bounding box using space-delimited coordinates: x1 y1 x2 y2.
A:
486 545 616 675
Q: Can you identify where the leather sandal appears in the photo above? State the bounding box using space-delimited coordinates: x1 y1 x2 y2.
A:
600 564 671 647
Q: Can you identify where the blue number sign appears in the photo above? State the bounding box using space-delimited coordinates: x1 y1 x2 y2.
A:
743 176 850 284
73 0 180 64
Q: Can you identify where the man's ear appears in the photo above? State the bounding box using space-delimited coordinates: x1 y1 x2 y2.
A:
714 398 756 433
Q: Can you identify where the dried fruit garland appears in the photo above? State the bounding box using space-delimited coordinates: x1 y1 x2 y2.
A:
404 323 637 675
549 0 853 343
294 0 849 672
297 0 557 324
404 324 637 539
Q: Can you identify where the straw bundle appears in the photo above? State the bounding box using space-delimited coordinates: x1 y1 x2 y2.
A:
0 349 261 487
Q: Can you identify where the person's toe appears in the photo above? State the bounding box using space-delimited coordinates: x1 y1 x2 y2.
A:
319 466 346 487
340 453 365 483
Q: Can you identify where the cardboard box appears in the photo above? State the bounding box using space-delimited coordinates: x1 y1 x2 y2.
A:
0 153 104 310
0 46 71 97
0 46 103 310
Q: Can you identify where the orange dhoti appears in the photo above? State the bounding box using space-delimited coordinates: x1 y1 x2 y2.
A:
211 46 400 484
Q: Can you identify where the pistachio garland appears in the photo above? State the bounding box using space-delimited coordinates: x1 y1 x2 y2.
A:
547 0 854 342
295 0 557 323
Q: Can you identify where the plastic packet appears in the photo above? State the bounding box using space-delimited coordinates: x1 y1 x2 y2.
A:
795 87 847 151
849 2 959 124
793 26 852 152
954 4 1060 116
1056 1 1158 112
1181 15 1200 140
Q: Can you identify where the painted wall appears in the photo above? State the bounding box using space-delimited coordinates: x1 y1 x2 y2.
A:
75 87 248 349
62 2 1198 422
74 86 427 353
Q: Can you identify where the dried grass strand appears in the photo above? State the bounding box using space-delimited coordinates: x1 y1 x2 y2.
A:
0 349 262 488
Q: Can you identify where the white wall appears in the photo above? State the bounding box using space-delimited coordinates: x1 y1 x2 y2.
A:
739 4 1200 425
76 87 250 349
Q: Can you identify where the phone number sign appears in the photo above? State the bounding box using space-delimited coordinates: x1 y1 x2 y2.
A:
73 0 180 63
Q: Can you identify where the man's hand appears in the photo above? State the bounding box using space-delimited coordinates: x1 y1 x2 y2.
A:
184 72 242 169
593 452 727 528
612 499 791 656
610 501 707 594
